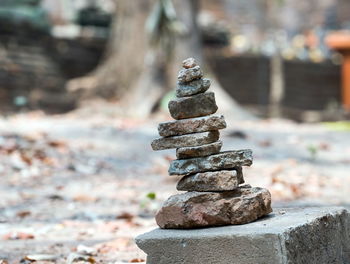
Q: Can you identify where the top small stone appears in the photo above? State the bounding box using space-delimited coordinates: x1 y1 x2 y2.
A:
182 58 198 69
178 66 203 84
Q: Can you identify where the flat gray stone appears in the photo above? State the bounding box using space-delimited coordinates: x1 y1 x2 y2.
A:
176 78 211 97
151 131 219 151
178 66 203 83
168 92 218 120
176 169 244 191
169 150 253 175
182 57 197 69
176 141 222 159
158 114 226 137
136 207 350 264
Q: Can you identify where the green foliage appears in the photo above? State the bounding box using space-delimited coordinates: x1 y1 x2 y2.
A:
140 192 157 209
307 144 318 161
146 192 156 200
160 90 175 111
322 122 350 132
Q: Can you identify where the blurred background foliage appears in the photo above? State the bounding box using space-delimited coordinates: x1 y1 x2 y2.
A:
0 0 349 122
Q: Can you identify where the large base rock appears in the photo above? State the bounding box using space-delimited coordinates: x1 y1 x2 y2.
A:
155 186 272 229
136 207 350 264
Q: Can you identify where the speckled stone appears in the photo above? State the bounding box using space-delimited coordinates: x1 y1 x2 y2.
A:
176 78 211 97
176 141 222 159
151 131 220 151
182 57 198 69
158 115 226 137
176 169 244 191
178 66 203 84
168 92 218 120
169 150 253 175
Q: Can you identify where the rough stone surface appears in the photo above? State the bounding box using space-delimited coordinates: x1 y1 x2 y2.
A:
169 150 253 175
178 66 203 83
155 186 271 228
182 57 197 69
158 114 226 137
176 78 211 97
136 207 350 264
168 92 218 120
176 141 222 159
176 169 244 191
151 131 219 151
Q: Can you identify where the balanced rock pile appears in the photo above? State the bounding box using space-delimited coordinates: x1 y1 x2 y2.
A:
151 58 272 229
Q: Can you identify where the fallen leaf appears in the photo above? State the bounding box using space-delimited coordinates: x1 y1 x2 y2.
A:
73 194 97 203
258 140 272 147
20 153 32 165
47 194 64 200
97 238 131 253
227 130 247 139
117 212 135 221
66 253 95 264
319 142 330 150
47 140 66 148
16 210 31 218
3 232 34 240
25 254 58 261
129 258 145 263
163 155 173 162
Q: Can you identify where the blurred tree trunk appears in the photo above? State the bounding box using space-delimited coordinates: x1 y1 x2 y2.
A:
68 0 253 119
67 0 151 100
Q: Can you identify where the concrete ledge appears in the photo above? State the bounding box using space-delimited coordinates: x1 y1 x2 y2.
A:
136 207 350 264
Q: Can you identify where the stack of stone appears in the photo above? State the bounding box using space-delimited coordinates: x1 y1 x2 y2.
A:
151 58 272 229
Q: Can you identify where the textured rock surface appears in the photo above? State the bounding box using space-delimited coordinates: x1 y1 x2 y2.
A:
176 78 211 97
177 169 244 191
178 66 203 83
151 131 219 151
169 150 253 175
176 141 222 159
182 57 197 69
158 114 226 137
155 186 272 228
168 92 218 120
136 207 350 264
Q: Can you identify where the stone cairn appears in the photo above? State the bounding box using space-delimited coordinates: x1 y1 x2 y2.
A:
151 58 272 229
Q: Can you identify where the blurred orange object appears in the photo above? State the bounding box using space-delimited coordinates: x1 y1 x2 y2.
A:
326 31 350 110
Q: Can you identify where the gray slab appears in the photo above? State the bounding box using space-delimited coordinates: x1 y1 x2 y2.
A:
135 207 350 264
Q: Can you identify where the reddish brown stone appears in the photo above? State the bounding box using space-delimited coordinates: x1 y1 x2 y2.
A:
182 58 198 69
155 186 272 229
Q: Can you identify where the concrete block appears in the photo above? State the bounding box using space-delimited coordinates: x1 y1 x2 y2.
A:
135 207 350 264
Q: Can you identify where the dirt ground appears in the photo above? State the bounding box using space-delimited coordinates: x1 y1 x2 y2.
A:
0 102 350 263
